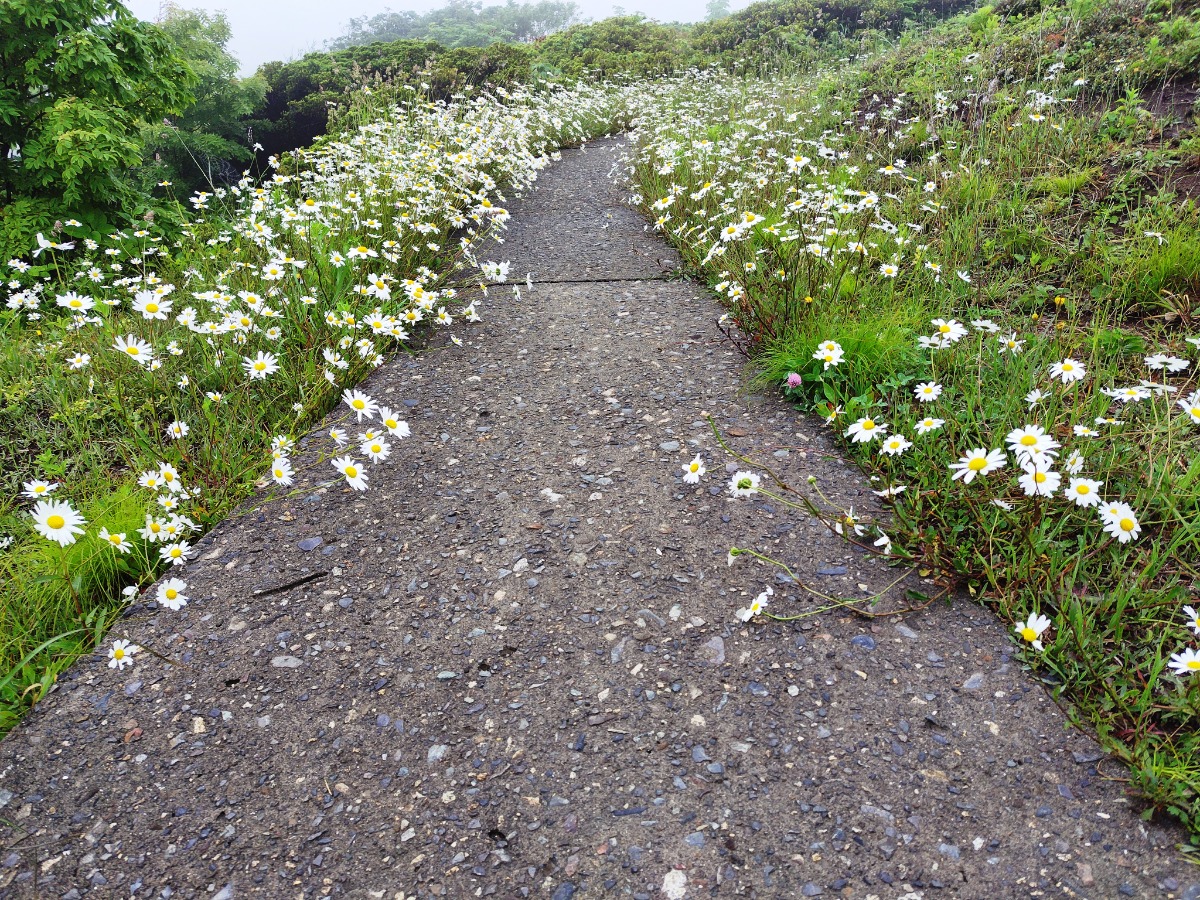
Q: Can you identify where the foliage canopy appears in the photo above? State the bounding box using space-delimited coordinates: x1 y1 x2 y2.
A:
137 4 267 192
0 0 195 206
329 0 581 50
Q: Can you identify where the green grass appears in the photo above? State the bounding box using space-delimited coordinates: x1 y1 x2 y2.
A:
628 0 1200 842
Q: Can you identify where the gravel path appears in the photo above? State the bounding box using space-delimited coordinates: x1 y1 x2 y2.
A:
1 138 1196 900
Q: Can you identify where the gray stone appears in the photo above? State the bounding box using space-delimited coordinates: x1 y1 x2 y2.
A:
297 537 323 551
611 638 629 664
963 673 985 690
851 635 876 651
271 656 303 668
427 744 450 764
938 843 960 860
699 636 725 666
861 804 894 823
684 832 705 847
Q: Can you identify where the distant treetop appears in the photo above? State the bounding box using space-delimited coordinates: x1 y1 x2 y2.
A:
328 0 582 50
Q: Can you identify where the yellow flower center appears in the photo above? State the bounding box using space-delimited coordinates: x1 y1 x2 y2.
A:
114 647 125 659
170 548 181 557
371 444 381 453
109 535 121 545
1020 627 1037 641
938 324 951 333
346 466 358 478
150 524 161 533
163 472 174 482
126 347 140 356
968 457 987 471
1188 660 1200 670
47 515 65 529
146 302 159 313
353 399 365 409
1192 406 1200 417
1077 484 1090 494
357 246 368 253
255 362 266 371
1020 435 1037 446
862 419 875 430
166 588 178 600
1034 472 1047 484
1119 517 1135 532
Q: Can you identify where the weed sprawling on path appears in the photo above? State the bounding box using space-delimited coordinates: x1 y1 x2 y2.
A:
626 17 1200 838
0 81 626 731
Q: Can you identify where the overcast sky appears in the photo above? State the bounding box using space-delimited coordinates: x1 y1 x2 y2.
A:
125 0 746 76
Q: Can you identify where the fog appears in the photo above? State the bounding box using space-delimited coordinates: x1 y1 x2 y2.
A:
124 0 748 76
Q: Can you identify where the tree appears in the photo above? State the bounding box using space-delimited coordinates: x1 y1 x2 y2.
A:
0 0 195 206
705 0 732 20
249 41 535 157
329 0 581 50
138 4 267 190
534 16 695 78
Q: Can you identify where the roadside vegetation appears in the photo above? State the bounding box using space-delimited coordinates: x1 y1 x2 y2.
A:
0 81 626 731
627 0 1200 842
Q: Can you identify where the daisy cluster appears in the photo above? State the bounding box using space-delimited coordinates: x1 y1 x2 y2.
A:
2 81 628 671
815 325 1200 678
624 68 1199 685
623 70 986 344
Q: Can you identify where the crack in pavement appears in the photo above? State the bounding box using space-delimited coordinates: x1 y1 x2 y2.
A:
0 135 1192 899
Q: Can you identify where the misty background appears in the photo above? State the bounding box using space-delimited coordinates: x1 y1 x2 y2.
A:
125 0 751 75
